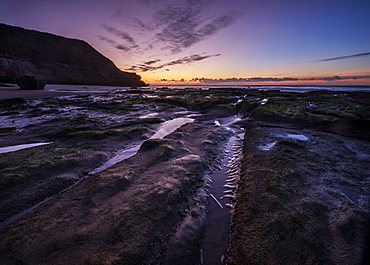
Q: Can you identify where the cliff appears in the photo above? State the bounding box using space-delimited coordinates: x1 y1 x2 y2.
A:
0 23 146 87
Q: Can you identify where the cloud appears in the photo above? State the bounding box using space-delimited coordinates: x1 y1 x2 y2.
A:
166 53 221 66
136 0 165 7
320 76 341 81
102 23 137 45
99 0 244 72
143 59 161 65
151 1 242 53
315 52 370 62
115 44 131 51
197 12 240 37
133 18 155 31
100 24 139 52
97 35 132 52
109 0 243 54
126 53 221 72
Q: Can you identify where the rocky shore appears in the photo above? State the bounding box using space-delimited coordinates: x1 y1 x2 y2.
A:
0 87 369 264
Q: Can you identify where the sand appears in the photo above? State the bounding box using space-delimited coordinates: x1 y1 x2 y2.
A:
0 84 124 100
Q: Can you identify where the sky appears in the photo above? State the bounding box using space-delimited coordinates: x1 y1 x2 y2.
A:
1 0 370 85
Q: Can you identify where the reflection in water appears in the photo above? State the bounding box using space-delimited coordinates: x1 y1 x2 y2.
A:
150 117 194 139
260 141 276 151
89 146 141 175
287 134 308 141
201 132 244 265
90 117 194 174
0 142 52 154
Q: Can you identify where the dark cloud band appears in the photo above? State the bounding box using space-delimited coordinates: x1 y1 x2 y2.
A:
101 24 137 45
97 35 132 52
99 24 139 52
126 53 221 72
317 52 370 62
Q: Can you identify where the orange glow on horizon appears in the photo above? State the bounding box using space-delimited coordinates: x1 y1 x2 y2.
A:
140 75 370 86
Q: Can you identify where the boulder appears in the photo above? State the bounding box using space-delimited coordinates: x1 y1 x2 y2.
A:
16 75 46 90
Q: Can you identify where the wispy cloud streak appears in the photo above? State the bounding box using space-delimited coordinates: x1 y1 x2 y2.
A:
105 0 243 54
315 52 370 62
97 35 133 52
126 53 221 72
98 0 244 73
100 24 139 51
151 1 242 52
102 24 136 45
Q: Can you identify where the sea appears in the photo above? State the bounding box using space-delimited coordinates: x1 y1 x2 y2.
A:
45 84 370 94
148 84 370 93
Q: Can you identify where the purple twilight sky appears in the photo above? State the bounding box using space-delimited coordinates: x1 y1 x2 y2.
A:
1 0 370 85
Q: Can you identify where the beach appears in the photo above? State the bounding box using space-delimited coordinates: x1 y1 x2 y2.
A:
0 84 129 100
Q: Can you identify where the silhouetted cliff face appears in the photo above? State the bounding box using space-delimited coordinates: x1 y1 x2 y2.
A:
0 23 146 86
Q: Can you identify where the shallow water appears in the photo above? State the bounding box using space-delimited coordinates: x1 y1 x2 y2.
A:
259 133 308 150
89 117 194 175
150 117 194 139
287 134 308 141
260 141 276 151
0 142 52 154
200 132 244 264
334 183 362 208
88 145 142 175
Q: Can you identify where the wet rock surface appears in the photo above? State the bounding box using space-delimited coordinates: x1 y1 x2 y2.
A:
0 87 369 264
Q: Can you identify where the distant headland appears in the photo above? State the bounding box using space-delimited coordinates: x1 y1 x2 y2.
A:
0 23 146 87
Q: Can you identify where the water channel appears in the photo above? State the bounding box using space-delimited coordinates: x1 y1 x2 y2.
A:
200 122 244 264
